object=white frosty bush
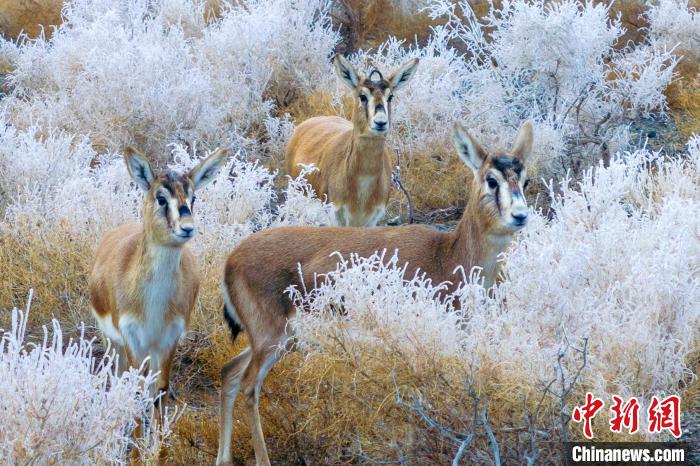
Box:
[0,0,339,158]
[274,164,335,227]
[324,0,676,180]
[429,0,676,177]
[0,121,142,235]
[647,0,700,62]
[290,249,465,373]
[291,141,700,434]
[0,0,680,188]
[0,293,171,464]
[316,0,677,182]
[0,122,333,255]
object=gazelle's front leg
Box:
[147,340,180,466]
[366,206,386,227]
[334,205,350,226]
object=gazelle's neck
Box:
[448,193,513,288]
[348,111,388,175]
[137,226,184,280]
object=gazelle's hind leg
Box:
[117,345,129,375]
[216,347,252,466]
[239,343,286,466]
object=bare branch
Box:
[392,148,414,224]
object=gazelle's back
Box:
[285,116,352,181]
[224,224,450,315]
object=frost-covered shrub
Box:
[291,250,464,365]
[290,142,699,455]
[382,0,677,179]
[647,0,700,62]
[480,146,699,398]
[311,0,676,208]
[274,164,335,226]
[198,0,339,104]
[0,122,141,234]
[0,0,339,159]
[0,296,171,464]
[0,122,332,256]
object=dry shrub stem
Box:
[391,148,414,224]
[392,372,501,466]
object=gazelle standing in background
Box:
[89,146,228,463]
[217,121,533,466]
[285,54,419,226]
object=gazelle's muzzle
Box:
[172,202,196,241]
[508,192,528,229]
[370,105,388,134]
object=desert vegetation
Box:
[0,0,698,464]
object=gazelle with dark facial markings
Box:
[216,121,533,466]
[285,54,419,226]
[89,147,228,463]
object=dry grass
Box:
[602,0,648,46]
[396,143,470,211]
[0,0,63,39]
[665,43,700,139]
[332,0,440,51]
[667,77,700,139]
[279,90,351,128]
[0,222,93,332]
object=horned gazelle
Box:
[285,54,419,227]
[89,147,228,463]
[216,121,533,466]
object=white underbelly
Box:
[93,310,124,346]
[94,309,185,365]
[337,204,386,227]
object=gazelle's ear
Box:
[334,54,360,89]
[124,147,154,191]
[511,120,533,161]
[453,122,487,175]
[388,58,419,91]
[188,147,229,190]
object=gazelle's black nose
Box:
[511,213,528,225]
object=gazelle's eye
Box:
[388,95,394,103]
[523,179,530,190]
[486,177,499,190]
[359,94,368,104]
[156,195,167,206]
[191,195,196,210]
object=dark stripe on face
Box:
[162,182,175,196]
[360,78,389,92]
[179,205,191,217]
[493,185,501,215]
[493,156,522,174]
